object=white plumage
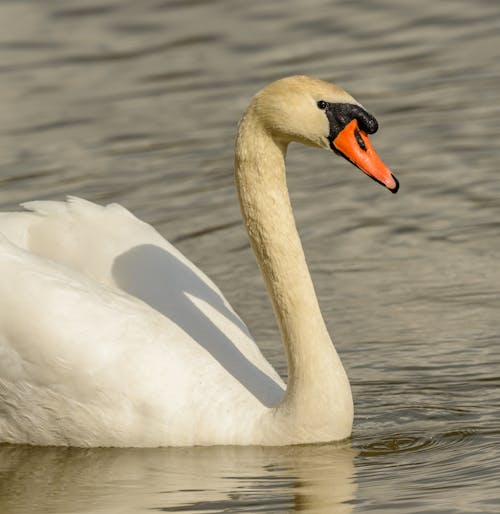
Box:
[0,198,284,446]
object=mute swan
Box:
[0,76,398,447]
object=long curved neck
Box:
[234,107,352,439]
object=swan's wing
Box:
[0,199,285,444]
[0,236,239,445]
[0,197,278,376]
[0,237,283,445]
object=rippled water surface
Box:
[1,0,500,512]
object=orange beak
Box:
[332,119,399,193]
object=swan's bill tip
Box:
[389,174,399,193]
[332,119,399,194]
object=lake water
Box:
[1,0,500,512]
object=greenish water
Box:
[1,0,500,512]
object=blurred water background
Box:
[1,0,500,512]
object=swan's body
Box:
[0,76,397,447]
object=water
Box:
[1,0,500,512]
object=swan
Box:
[0,76,398,447]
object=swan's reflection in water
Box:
[0,443,356,513]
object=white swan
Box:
[0,76,398,447]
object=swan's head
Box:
[252,75,399,193]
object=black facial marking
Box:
[323,102,378,150]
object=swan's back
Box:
[1,197,202,288]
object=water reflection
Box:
[0,443,356,514]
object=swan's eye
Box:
[317,100,327,110]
